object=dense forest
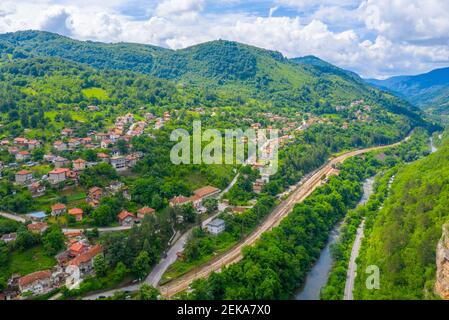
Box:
[354,134,449,299]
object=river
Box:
[294,177,375,300]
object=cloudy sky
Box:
[1,0,449,79]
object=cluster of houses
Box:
[1,223,104,299]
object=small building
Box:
[54,156,70,168]
[1,233,17,243]
[137,207,155,219]
[68,245,103,278]
[61,128,74,137]
[68,138,81,149]
[68,208,83,222]
[18,270,52,296]
[169,196,192,207]
[27,211,47,221]
[15,170,33,185]
[97,153,110,163]
[53,140,67,152]
[51,203,67,216]
[87,187,103,202]
[206,219,225,235]
[69,242,89,257]
[27,222,48,234]
[27,140,41,150]
[73,158,86,171]
[13,137,28,146]
[110,156,127,171]
[117,210,135,226]
[29,181,46,198]
[126,154,137,168]
[16,151,30,162]
[48,168,70,184]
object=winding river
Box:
[294,177,375,300]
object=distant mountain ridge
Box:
[367,67,449,113]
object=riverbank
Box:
[294,177,375,300]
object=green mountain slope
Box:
[0,30,430,126]
[355,134,449,300]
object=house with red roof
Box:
[68,245,103,277]
[15,170,33,185]
[68,208,83,221]
[48,168,70,184]
[18,270,52,295]
[137,207,155,219]
[27,222,48,234]
[51,203,67,216]
[118,210,135,226]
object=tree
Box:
[204,198,218,214]
[42,225,65,255]
[138,284,159,300]
[93,254,108,277]
[182,203,197,224]
[112,261,129,283]
[132,251,151,280]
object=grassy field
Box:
[5,246,56,277]
[82,87,109,100]
[160,232,237,285]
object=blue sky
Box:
[1,0,449,79]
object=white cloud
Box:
[0,0,448,78]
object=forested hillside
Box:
[354,134,449,299]
[0,30,431,125]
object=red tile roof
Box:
[16,170,32,175]
[118,210,134,221]
[68,208,83,215]
[51,203,66,211]
[18,270,52,287]
[27,222,48,233]
[49,168,70,175]
[193,186,220,198]
[69,245,103,267]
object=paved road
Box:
[158,141,406,298]
[0,212,26,223]
[344,220,365,300]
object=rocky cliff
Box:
[435,224,449,299]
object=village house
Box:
[0,139,9,146]
[69,241,89,257]
[137,207,155,219]
[73,158,86,171]
[13,137,28,146]
[53,140,67,152]
[27,139,41,150]
[28,181,46,197]
[61,128,74,137]
[48,168,70,184]
[44,154,55,163]
[68,138,81,149]
[68,245,103,278]
[126,154,137,168]
[18,270,52,296]
[169,195,192,207]
[87,187,103,203]
[15,170,33,185]
[252,179,265,194]
[8,146,18,155]
[95,133,109,142]
[68,208,83,221]
[97,152,110,163]
[51,203,67,216]
[87,105,100,112]
[106,181,124,195]
[54,156,70,168]
[206,218,225,235]
[15,150,30,162]
[110,156,127,171]
[80,137,92,145]
[1,233,17,243]
[27,222,48,235]
[118,210,135,226]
